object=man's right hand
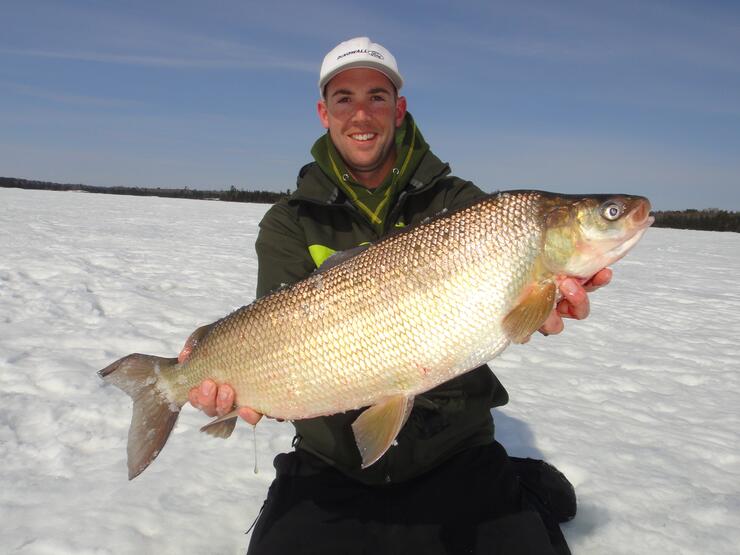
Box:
[188,380,263,425]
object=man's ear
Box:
[395,96,407,127]
[317,100,330,129]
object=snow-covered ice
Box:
[1,188,738,554]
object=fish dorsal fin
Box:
[503,282,557,344]
[200,410,239,438]
[317,244,370,273]
[351,394,414,469]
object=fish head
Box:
[542,194,653,279]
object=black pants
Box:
[246,442,570,555]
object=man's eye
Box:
[337,97,350,104]
[371,95,386,102]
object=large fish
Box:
[100,191,653,479]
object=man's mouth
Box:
[349,133,377,142]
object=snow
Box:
[1,188,738,554]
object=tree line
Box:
[0,177,288,204]
[2,176,738,232]
[651,208,739,233]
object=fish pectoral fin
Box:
[351,394,414,469]
[503,281,557,344]
[200,410,239,439]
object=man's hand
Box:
[187,380,263,425]
[539,268,613,336]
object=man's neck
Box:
[348,151,397,190]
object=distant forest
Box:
[2,176,738,232]
[650,209,738,233]
[0,176,288,204]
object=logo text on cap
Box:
[337,49,385,61]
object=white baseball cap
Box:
[319,37,403,98]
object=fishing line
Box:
[252,424,259,474]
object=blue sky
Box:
[1,0,738,210]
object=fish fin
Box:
[317,244,370,272]
[351,394,414,469]
[179,322,216,362]
[200,410,239,439]
[98,354,181,480]
[503,282,557,344]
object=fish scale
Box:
[99,190,652,478]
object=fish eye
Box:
[601,201,624,221]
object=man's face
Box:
[317,68,407,188]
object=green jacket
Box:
[254,116,509,485]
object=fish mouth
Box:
[605,225,649,261]
[628,198,654,230]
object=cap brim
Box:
[319,61,403,97]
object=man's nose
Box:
[351,101,371,121]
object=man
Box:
[189,37,610,554]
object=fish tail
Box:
[99,353,181,480]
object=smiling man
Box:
[190,37,610,554]
[318,67,406,187]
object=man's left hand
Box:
[538,268,613,336]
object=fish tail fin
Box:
[99,353,181,480]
